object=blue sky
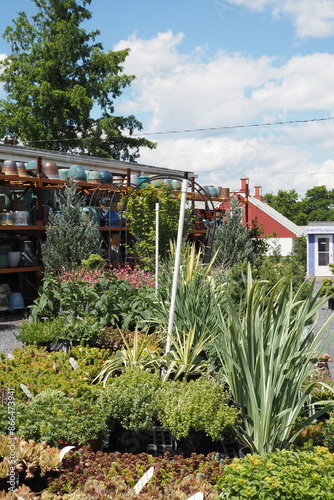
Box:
[1,0,334,196]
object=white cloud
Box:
[228,0,334,38]
[114,31,334,196]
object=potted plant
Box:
[319,278,334,309]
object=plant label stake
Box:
[133,466,154,495]
[69,357,79,370]
[59,445,76,462]
[165,173,188,354]
[20,383,33,399]
[186,494,204,500]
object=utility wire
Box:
[11,115,334,144]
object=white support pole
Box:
[165,173,188,354]
[155,199,159,292]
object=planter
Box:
[328,298,334,310]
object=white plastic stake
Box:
[133,466,154,495]
[155,199,159,292]
[20,383,33,399]
[59,445,76,462]
[69,357,79,370]
[165,174,188,354]
[186,494,204,500]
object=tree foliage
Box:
[212,197,257,270]
[0,0,156,161]
[42,183,101,274]
[263,186,334,225]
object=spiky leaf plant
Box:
[215,265,334,454]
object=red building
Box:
[218,176,304,256]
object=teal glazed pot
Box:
[171,179,182,191]
[99,170,113,184]
[138,176,150,187]
[68,165,86,181]
[58,168,69,180]
[8,292,25,310]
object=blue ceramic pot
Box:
[8,292,25,310]
[68,165,86,181]
[103,210,120,227]
[99,170,113,184]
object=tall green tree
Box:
[0,0,156,161]
[263,186,334,225]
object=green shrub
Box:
[16,317,65,343]
[215,447,334,499]
[16,389,109,446]
[0,345,109,401]
[156,377,238,441]
[97,368,162,431]
[323,411,334,449]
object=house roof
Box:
[248,195,304,237]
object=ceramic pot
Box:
[58,168,69,180]
[0,212,13,225]
[81,207,99,225]
[99,170,113,184]
[8,292,25,310]
[44,161,59,179]
[16,162,27,177]
[68,165,86,181]
[0,292,9,311]
[138,176,150,187]
[88,171,101,184]
[0,196,5,211]
[13,211,29,225]
[2,160,18,175]
[219,187,230,199]
[84,170,90,182]
[113,175,124,186]
[0,284,11,295]
[130,174,139,186]
[8,251,21,268]
[103,210,120,227]
[0,255,8,268]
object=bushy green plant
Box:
[29,271,155,330]
[42,184,102,275]
[16,317,65,344]
[323,411,334,449]
[156,377,238,441]
[215,447,334,499]
[16,389,109,446]
[214,265,334,454]
[123,184,190,267]
[97,368,162,431]
[0,345,109,402]
[81,253,105,270]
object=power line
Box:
[131,116,334,137]
[10,115,334,144]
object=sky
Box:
[1,0,334,197]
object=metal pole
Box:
[155,199,159,292]
[165,172,189,354]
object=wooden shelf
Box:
[0,225,43,231]
[0,266,41,274]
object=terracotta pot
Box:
[2,160,18,175]
[44,161,59,179]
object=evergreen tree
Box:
[213,197,255,270]
[42,183,101,274]
[0,0,156,161]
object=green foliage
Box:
[124,184,189,266]
[214,265,334,454]
[323,411,334,449]
[29,270,155,330]
[0,345,109,401]
[156,377,238,441]
[16,389,108,446]
[291,236,307,270]
[95,330,162,384]
[264,186,334,225]
[319,277,334,297]
[17,317,64,343]
[215,447,334,499]
[213,197,255,269]
[81,253,105,270]
[42,184,101,275]
[0,0,155,160]
[97,368,162,431]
